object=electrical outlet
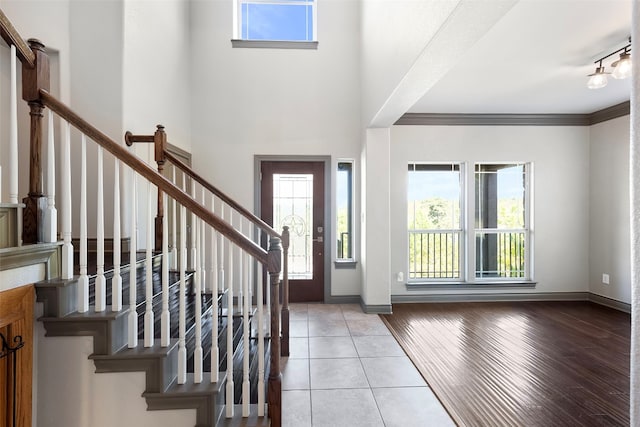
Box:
[397,272,404,282]
[602,273,610,285]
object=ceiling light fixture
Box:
[587,37,632,89]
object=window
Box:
[475,163,530,279]
[336,161,353,261]
[408,163,463,280]
[406,161,533,285]
[234,0,316,42]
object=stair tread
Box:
[143,372,226,397]
[218,405,270,427]
[40,306,130,321]
[90,339,179,360]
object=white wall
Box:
[189,0,362,297]
[589,115,631,304]
[390,125,591,296]
[359,0,458,126]
[33,306,196,427]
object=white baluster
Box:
[200,188,207,293]
[170,167,177,270]
[237,214,243,316]
[95,146,106,312]
[161,193,170,347]
[190,180,197,272]
[78,135,89,313]
[218,200,225,296]
[194,208,203,383]
[144,181,154,347]
[264,232,271,335]
[9,45,18,204]
[112,159,122,311]
[128,170,138,348]
[44,110,57,242]
[178,204,187,384]
[210,197,219,383]
[226,237,235,418]
[242,250,250,417]
[257,258,265,416]
[60,122,73,277]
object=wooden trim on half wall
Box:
[0,284,34,427]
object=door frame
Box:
[255,155,332,303]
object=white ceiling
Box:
[408,0,632,114]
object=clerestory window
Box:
[233,0,317,44]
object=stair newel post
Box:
[43,109,57,243]
[153,125,166,251]
[281,226,290,357]
[21,38,49,244]
[178,203,187,384]
[144,180,154,347]
[78,135,89,313]
[161,192,170,347]
[112,158,122,312]
[267,236,282,427]
[170,166,178,270]
[210,196,219,383]
[128,169,138,348]
[124,125,166,251]
[95,145,106,312]
[60,121,73,279]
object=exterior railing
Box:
[409,229,461,280]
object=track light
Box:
[587,37,632,89]
[587,63,609,89]
[611,51,632,80]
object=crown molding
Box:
[588,101,630,125]
[395,101,630,126]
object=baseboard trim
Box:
[390,292,631,314]
[325,295,361,304]
[359,298,392,314]
[391,291,590,304]
[588,293,631,313]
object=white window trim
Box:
[406,162,466,283]
[472,162,533,283]
[335,158,356,265]
[232,0,318,44]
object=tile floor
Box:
[280,303,455,427]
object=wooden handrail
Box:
[0,9,35,68]
[164,150,280,238]
[39,89,268,264]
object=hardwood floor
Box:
[380,301,630,427]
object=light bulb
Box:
[612,52,632,79]
[587,67,608,89]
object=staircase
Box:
[36,253,246,426]
[0,7,289,427]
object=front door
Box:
[261,161,325,302]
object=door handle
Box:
[313,236,323,243]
